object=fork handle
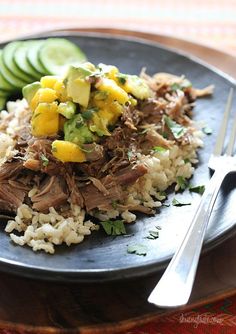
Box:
[148,168,229,308]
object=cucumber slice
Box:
[27,40,48,75]
[0,96,7,110]
[2,41,32,83]
[14,41,42,80]
[0,89,9,97]
[0,50,15,92]
[0,49,28,89]
[39,38,86,75]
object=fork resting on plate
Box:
[148,88,236,308]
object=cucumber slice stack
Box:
[0,38,87,110]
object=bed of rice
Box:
[1,99,203,254]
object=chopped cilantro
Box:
[171,83,182,91]
[189,185,205,195]
[116,74,127,85]
[184,158,190,163]
[127,244,147,256]
[76,120,84,128]
[202,126,212,135]
[177,176,189,190]
[164,116,187,139]
[100,220,126,236]
[172,198,191,206]
[162,131,169,139]
[146,227,160,240]
[152,146,167,153]
[111,200,118,209]
[40,154,49,167]
[147,231,159,240]
[82,107,98,120]
[94,91,109,101]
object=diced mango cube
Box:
[54,80,67,102]
[31,102,59,137]
[106,66,119,81]
[41,76,60,89]
[51,140,86,163]
[97,101,123,126]
[96,78,129,105]
[98,64,119,81]
[30,88,58,111]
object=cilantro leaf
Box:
[100,220,126,236]
[40,154,49,167]
[172,198,191,206]
[82,107,98,120]
[152,146,167,153]
[171,83,181,91]
[147,231,159,240]
[164,116,187,139]
[146,226,161,240]
[162,131,169,139]
[116,74,127,85]
[146,230,159,240]
[189,185,205,195]
[177,176,189,190]
[111,200,118,209]
[202,126,212,135]
[127,244,147,256]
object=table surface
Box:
[0,1,236,333]
[0,0,236,57]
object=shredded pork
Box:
[0,73,211,217]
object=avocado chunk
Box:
[58,101,76,119]
[22,81,41,104]
[117,73,152,100]
[64,113,96,145]
[64,63,96,108]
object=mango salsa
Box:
[23,62,153,164]
[52,140,86,163]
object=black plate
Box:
[0,31,236,282]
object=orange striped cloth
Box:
[0,0,235,56]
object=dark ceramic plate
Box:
[0,31,236,282]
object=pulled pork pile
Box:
[0,73,213,216]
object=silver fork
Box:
[148,88,236,308]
